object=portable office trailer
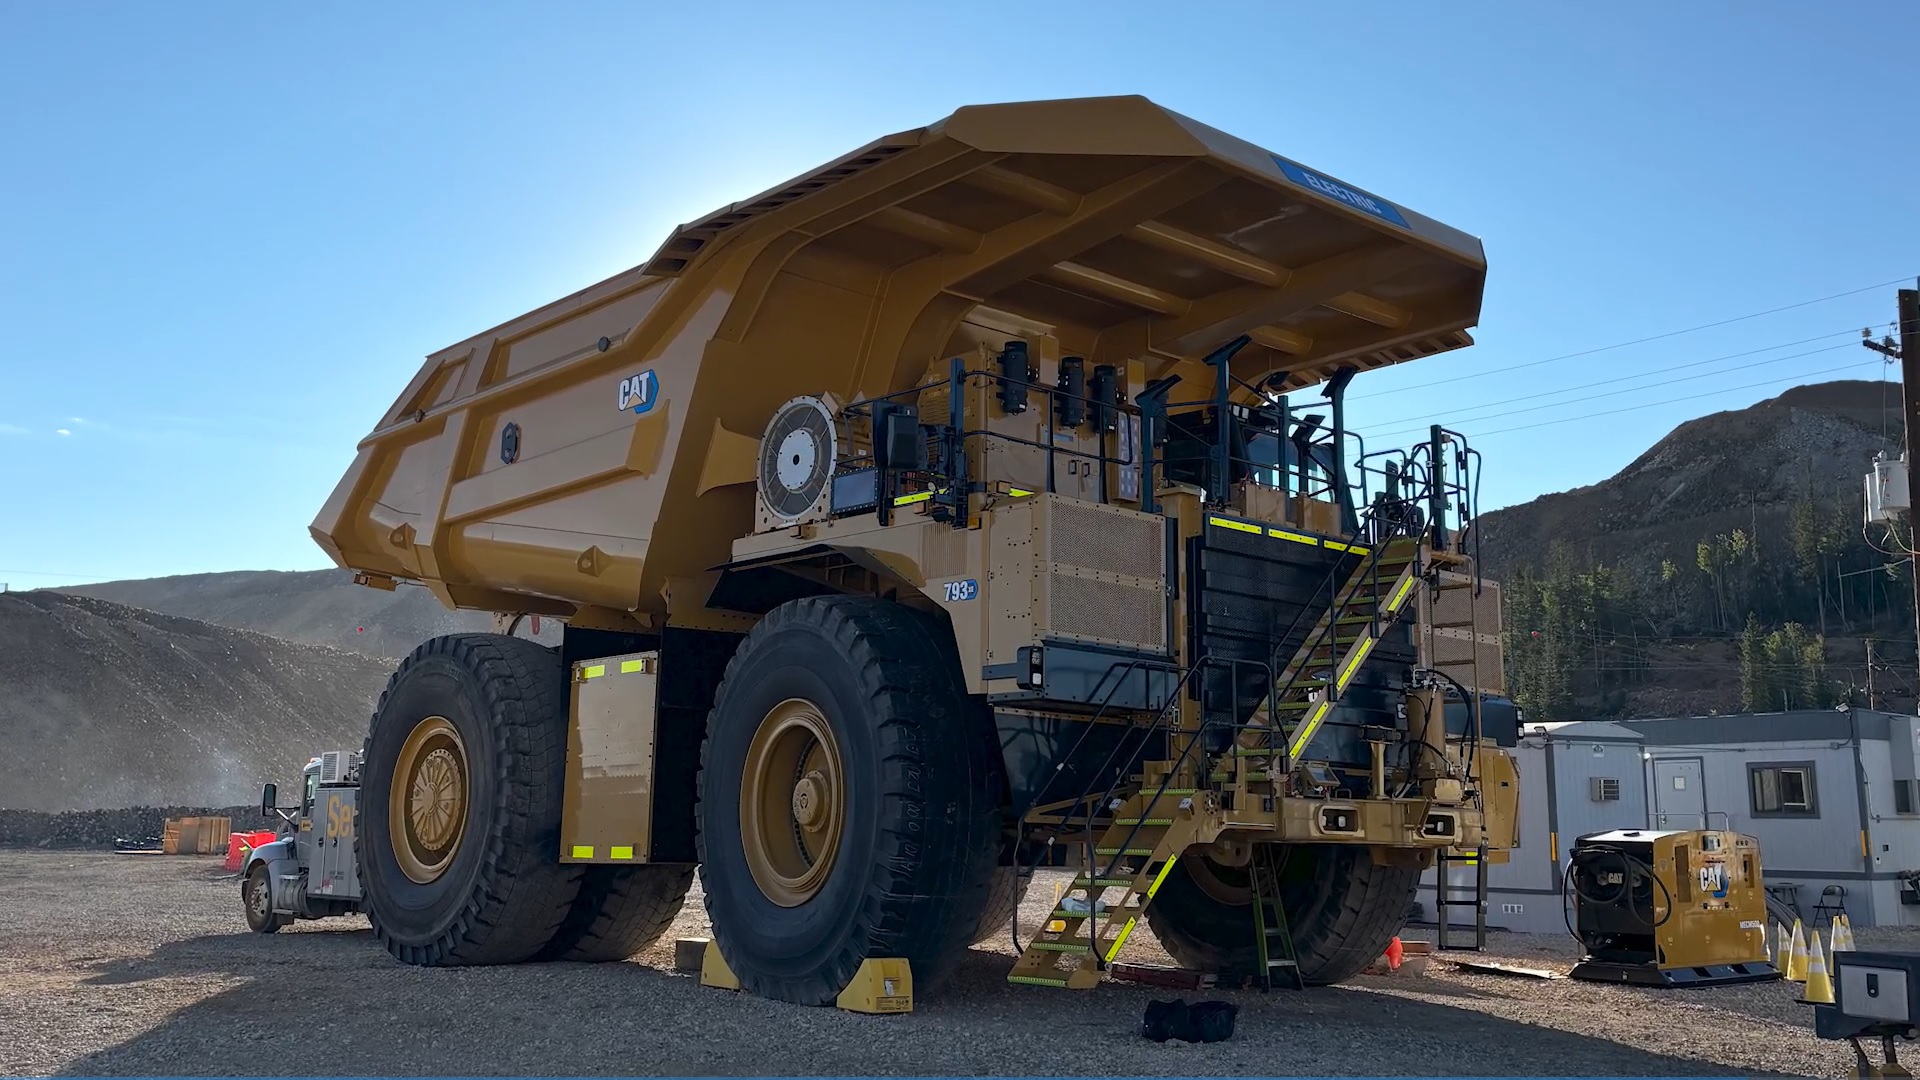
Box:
[1418,721,1647,936]
[1624,709,1920,928]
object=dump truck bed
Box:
[312,95,1487,626]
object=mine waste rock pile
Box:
[0,590,390,813]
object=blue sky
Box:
[2,2,1915,589]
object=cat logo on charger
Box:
[618,370,660,415]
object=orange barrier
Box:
[224,829,280,872]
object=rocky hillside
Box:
[0,592,391,812]
[1477,380,1901,578]
[59,567,547,660]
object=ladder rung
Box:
[1267,959,1298,967]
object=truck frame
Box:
[308,95,1519,1002]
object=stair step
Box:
[1209,771,1272,782]
[1267,959,1299,968]
[1008,975,1072,988]
[1074,877,1133,888]
[1028,941,1092,954]
[1095,847,1156,857]
[1114,818,1175,826]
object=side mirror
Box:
[260,783,277,815]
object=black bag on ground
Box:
[1186,999,1239,1043]
[1141,998,1190,1042]
[1141,998,1237,1043]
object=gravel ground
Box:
[0,848,1877,1077]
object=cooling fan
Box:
[756,395,843,531]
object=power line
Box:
[1460,357,1884,439]
[1371,342,1866,441]
[1366,325,1889,433]
[1354,275,1915,400]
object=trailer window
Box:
[1749,763,1817,817]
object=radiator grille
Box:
[1045,498,1164,581]
[1045,572,1165,650]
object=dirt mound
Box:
[0,805,275,849]
[59,567,509,660]
[1477,379,1900,577]
[0,592,391,812]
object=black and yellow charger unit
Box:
[1565,828,1782,988]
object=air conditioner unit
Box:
[319,750,362,784]
[1590,776,1621,802]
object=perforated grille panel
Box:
[1030,495,1168,652]
[1422,576,1506,694]
[1047,573,1166,649]
[1045,499,1165,581]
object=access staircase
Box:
[1009,527,1436,989]
[1237,534,1426,772]
[1007,786,1206,989]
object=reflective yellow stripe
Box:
[1208,515,1262,535]
[581,664,606,680]
[1336,637,1376,693]
[1289,700,1333,760]
[1387,574,1416,612]
[1325,540,1370,555]
[611,845,635,860]
[1103,857,1181,962]
[619,659,647,674]
[1862,831,1870,858]
[894,491,933,506]
[1549,832,1559,862]
[1008,488,1034,497]
[570,845,594,859]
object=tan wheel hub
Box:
[741,698,844,907]
[390,715,470,885]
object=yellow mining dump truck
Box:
[312,95,1519,1002]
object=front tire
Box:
[242,864,288,934]
[356,634,582,966]
[1146,845,1419,985]
[695,596,1006,1004]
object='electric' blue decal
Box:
[942,579,979,603]
[1272,156,1409,229]
[618,370,660,415]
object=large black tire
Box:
[1145,845,1419,985]
[356,634,582,967]
[971,866,1031,946]
[537,864,695,962]
[695,596,1006,1005]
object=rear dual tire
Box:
[356,634,688,966]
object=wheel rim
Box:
[248,871,271,921]
[389,715,470,885]
[739,698,845,908]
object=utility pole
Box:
[1868,638,1878,710]
[1871,283,1920,694]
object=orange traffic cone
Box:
[1385,937,1405,972]
[1801,936,1835,1004]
